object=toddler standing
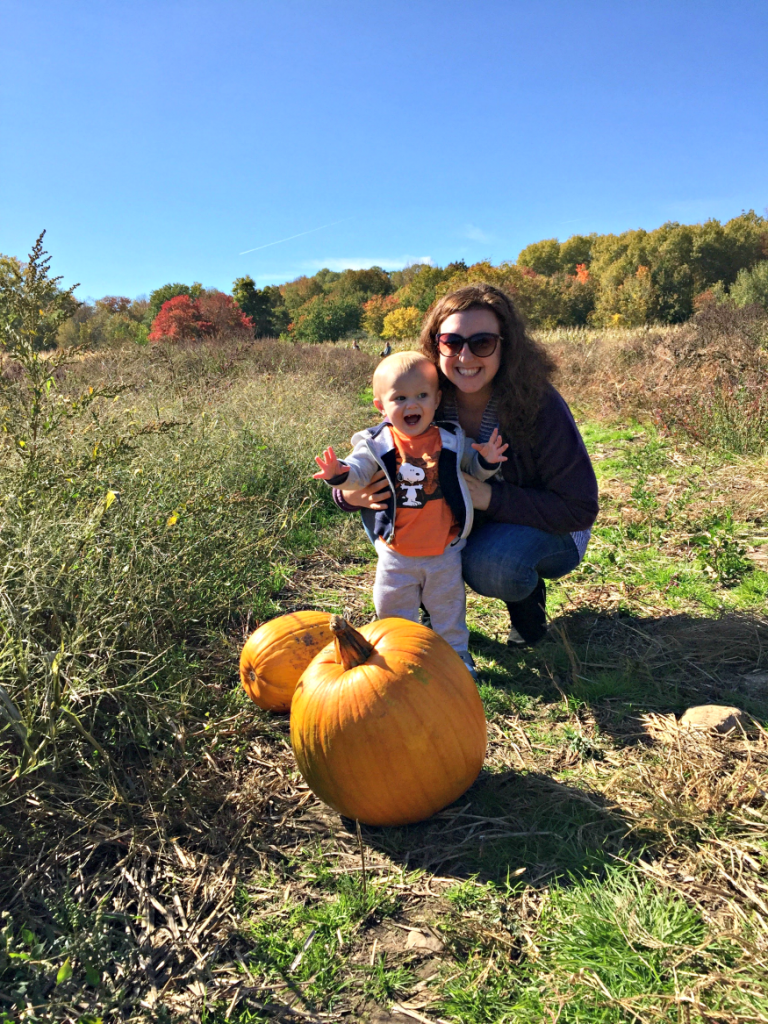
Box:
[313,352,507,677]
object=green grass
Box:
[437,867,767,1023]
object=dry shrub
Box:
[549,305,768,453]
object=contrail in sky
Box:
[239,219,348,255]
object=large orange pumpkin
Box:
[240,610,333,712]
[290,616,487,826]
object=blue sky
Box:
[1,0,766,300]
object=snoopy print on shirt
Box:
[396,457,439,508]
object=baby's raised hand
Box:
[313,445,348,480]
[472,427,509,465]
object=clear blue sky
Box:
[1,0,766,300]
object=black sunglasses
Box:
[436,332,501,358]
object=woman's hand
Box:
[339,468,391,510]
[462,473,492,510]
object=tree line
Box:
[233,211,768,340]
[3,212,768,349]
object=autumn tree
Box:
[281,274,326,317]
[381,306,423,340]
[147,282,203,323]
[148,295,213,343]
[197,290,253,338]
[361,294,399,336]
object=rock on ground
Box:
[680,705,747,733]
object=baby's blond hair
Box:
[372,351,438,399]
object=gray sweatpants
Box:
[373,538,468,654]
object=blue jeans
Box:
[461,522,581,604]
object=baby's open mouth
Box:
[404,414,421,426]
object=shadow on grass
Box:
[350,767,631,890]
[471,606,768,741]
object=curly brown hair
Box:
[419,283,557,443]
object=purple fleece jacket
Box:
[482,387,598,533]
[334,385,598,535]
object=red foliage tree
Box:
[574,263,590,284]
[148,295,214,343]
[196,290,254,339]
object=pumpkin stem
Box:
[330,615,375,670]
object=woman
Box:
[337,283,598,647]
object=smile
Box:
[456,367,482,376]
[404,414,421,425]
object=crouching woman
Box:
[337,283,599,646]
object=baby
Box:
[314,352,507,677]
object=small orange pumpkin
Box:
[240,610,333,712]
[290,616,487,826]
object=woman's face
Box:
[437,307,503,396]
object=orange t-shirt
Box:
[387,425,459,556]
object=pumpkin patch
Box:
[240,610,333,712]
[290,615,487,826]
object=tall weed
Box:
[0,336,377,795]
[548,304,768,455]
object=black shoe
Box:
[506,578,547,647]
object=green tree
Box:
[730,260,768,311]
[329,266,393,303]
[691,219,738,291]
[313,267,342,291]
[394,264,466,313]
[559,234,595,274]
[289,295,360,343]
[0,240,79,352]
[232,275,290,337]
[517,238,561,276]
[650,224,695,323]
[58,295,150,348]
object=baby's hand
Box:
[472,427,509,465]
[313,445,348,481]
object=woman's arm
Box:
[483,389,599,532]
[332,469,392,511]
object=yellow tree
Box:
[381,306,422,340]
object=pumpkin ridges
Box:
[399,669,480,815]
[240,610,333,712]
[291,616,487,825]
[297,665,390,817]
[294,653,484,823]
[353,667,431,820]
